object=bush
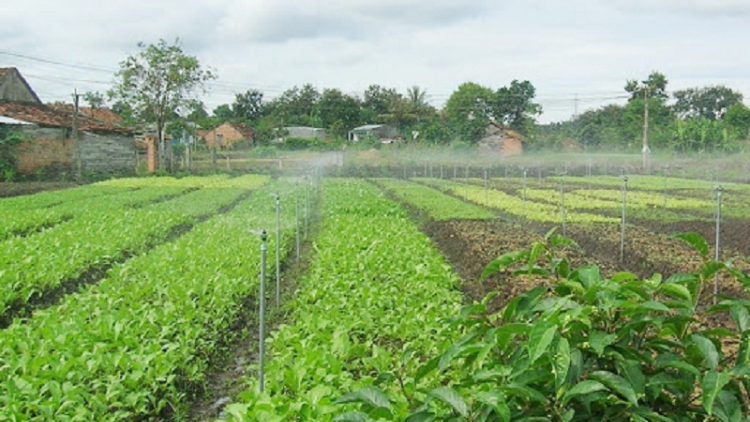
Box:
[336,230,750,421]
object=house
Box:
[203,122,256,149]
[479,122,523,156]
[0,67,134,175]
[348,124,399,143]
[48,103,124,126]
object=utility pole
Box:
[642,88,650,172]
[72,90,82,180]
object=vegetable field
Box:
[1,171,750,421]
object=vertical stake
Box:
[560,173,566,236]
[295,183,300,264]
[484,168,488,206]
[275,194,281,308]
[620,176,628,263]
[304,178,310,239]
[522,170,527,220]
[714,185,723,304]
[258,230,268,393]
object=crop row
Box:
[418,178,618,224]
[0,175,270,323]
[221,179,464,421]
[0,179,297,421]
[373,178,496,220]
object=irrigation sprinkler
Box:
[522,169,528,220]
[295,183,300,264]
[253,229,268,393]
[465,165,469,198]
[274,193,281,309]
[559,173,567,236]
[714,185,723,304]
[620,176,628,263]
[304,177,310,240]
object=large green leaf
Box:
[429,387,469,417]
[527,322,557,364]
[560,380,608,405]
[554,337,571,394]
[333,412,369,422]
[659,283,692,303]
[404,411,435,422]
[590,370,638,405]
[730,304,750,333]
[669,232,709,258]
[701,370,730,415]
[691,334,720,370]
[474,391,510,422]
[336,386,392,413]
[481,251,529,281]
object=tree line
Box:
[102,40,750,153]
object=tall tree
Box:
[83,91,105,109]
[444,82,494,143]
[269,84,321,126]
[625,71,669,101]
[212,104,234,121]
[109,39,215,169]
[724,102,750,138]
[317,88,361,136]
[493,80,542,133]
[361,84,401,123]
[233,89,265,122]
[672,85,743,120]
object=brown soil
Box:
[0,182,81,198]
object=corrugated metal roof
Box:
[351,124,384,131]
[0,115,33,125]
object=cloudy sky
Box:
[1,0,748,123]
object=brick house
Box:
[203,122,256,149]
[479,122,524,156]
[0,67,134,175]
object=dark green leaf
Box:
[702,370,730,415]
[702,261,726,282]
[730,304,750,333]
[659,283,692,302]
[429,387,469,417]
[692,334,720,370]
[333,412,369,422]
[480,251,529,281]
[527,322,557,364]
[474,391,510,422]
[669,232,709,258]
[589,331,616,357]
[336,386,391,413]
[404,411,435,422]
[561,380,608,405]
[554,337,570,394]
[591,370,638,405]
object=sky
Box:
[1,0,749,123]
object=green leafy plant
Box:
[337,230,750,421]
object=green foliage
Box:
[724,103,750,139]
[109,38,216,146]
[625,71,669,101]
[493,80,542,134]
[673,86,744,120]
[336,232,750,421]
[0,127,24,181]
[444,82,495,143]
[233,89,266,122]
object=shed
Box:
[479,122,523,156]
[348,124,399,143]
[283,126,326,141]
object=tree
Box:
[444,82,494,143]
[724,102,750,139]
[233,89,265,122]
[212,104,234,121]
[625,71,668,101]
[317,88,361,136]
[109,39,215,169]
[406,85,436,122]
[268,84,321,126]
[83,91,105,109]
[361,84,401,123]
[493,80,542,134]
[673,86,744,120]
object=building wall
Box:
[11,126,135,174]
[205,124,246,149]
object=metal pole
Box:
[560,174,566,236]
[275,194,281,308]
[304,178,309,239]
[620,176,628,263]
[714,186,723,304]
[522,170,527,220]
[259,230,268,393]
[295,183,300,264]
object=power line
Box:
[0,50,117,73]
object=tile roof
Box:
[0,101,131,134]
[228,122,256,140]
[48,103,123,126]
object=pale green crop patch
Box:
[222,179,464,421]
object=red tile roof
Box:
[228,122,256,140]
[48,103,123,126]
[0,101,130,134]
